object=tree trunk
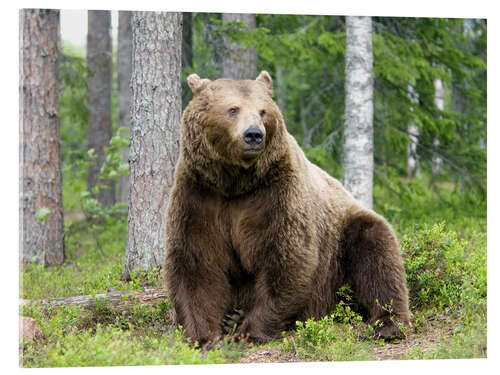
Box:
[432,78,444,176]
[221,13,258,80]
[343,16,374,209]
[407,84,421,178]
[87,10,114,208]
[123,11,182,280]
[407,123,420,178]
[20,9,65,266]
[117,11,133,203]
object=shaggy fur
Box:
[165,71,410,345]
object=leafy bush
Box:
[282,300,371,361]
[402,222,484,312]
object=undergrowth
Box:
[20,174,487,366]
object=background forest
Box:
[19,10,487,367]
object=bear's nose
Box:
[243,127,264,145]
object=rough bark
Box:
[343,16,374,209]
[117,11,133,203]
[407,84,421,178]
[21,288,169,312]
[87,10,114,207]
[221,13,258,80]
[432,78,444,176]
[123,11,182,280]
[20,9,65,266]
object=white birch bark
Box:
[123,11,182,279]
[343,16,374,209]
[432,78,444,176]
[407,84,421,178]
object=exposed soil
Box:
[240,348,299,363]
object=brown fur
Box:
[165,71,410,346]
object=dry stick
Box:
[20,288,169,312]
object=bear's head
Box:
[182,71,286,172]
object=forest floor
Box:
[19,184,487,367]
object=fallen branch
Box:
[20,287,169,312]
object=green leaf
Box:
[35,207,51,222]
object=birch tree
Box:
[432,78,444,176]
[117,11,133,203]
[343,16,374,209]
[87,10,114,207]
[123,11,182,280]
[221,13,258,80]
[20,9,65,266]
[407,84,421,178]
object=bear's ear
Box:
[187,74,211,95]
[256,71,273,96]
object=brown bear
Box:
[165,71,410,346]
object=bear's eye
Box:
[259,110,266,117]
[228,107,239,116]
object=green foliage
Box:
[402,222,486,313]
[21,299,243,367]
[283,302,370,361]
[191,13,223,80]
[374,168,486,232]
[304,146,342,179]
[59,45,89,181]
[21,216,128,299]
[63,127,129,263]
[22,324,232,367]
[35,207,51,222]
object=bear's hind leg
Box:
[342,210,410,339]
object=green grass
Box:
[20,176,487,366]
[22,324,238,367]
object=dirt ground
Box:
[239,318,457,363]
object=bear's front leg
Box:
[166,246,231,346]
[165,184,232,346]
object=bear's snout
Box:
[243,127,264,147]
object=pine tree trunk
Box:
[432,78,444,176]
[87,10,114,208]
[123,11,182,280]
[117,11,133,203]
[407,84,420,178]
[343,16,374,209]
[221,13,258,80]
[20,9,65,266]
